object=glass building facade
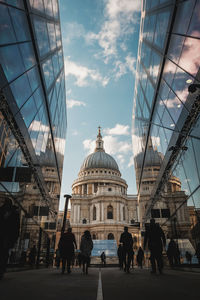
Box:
[133,0,200,261]
[0,0,67,265]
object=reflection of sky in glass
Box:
[133,0,200,215]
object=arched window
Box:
[82,218,87,224]
[108,233,114,240]
[93,206,96,220]
[123,206,125,220]
[92,234,96,240]
[107,205,113,219]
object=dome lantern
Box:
[80,127,119,172]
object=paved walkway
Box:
[0,267,199,300]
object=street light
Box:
[61,194,71,235]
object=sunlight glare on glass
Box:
[186,79,192,84]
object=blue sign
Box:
[91,240,117,257]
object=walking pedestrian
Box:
[195,242,200,265]
[117,244,123,270]
[144,219,166,274]
[120,226,133,273]
[55,248,61,269]
[167,238,179,267]
[58,227,77,274]
[185,251,192,264]
[0,198,20,279]
[28,245,37,267]
[130,248,135,269]
[137,247,144,268]
[80,230,93,274]
[100,251,106,267]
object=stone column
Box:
[73,204,76,223]
[77,205,80,223]
[120,204,123,221]
[116,202,119,221]
[101,202,104,221]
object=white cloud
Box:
[128,155,134,168]
[65,57,109,87]
[117,154,125,164]
[104,124,130,135]
[62,22,86,45]
[83,135,132,156]
[72,130,79,136]
[83,139,96,154]
[67,99,86,109]
[125,54,136,74]
[114,54,136,79]
[104,135,132,155]
[86,0,141,62]
[66,89,72,95]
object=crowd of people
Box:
[1,196,200,279]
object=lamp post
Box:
[61,194,71,235]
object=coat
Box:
[58,232,77,259]
[80,236,93,258]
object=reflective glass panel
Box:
[10,73,32,110]
[47,22,56,50]
[149,50,161,84]
[0,5,16,45]
[187,0,200,38]
[20,96,37,128]
[145,79,155,110]
[167,34,185,65]
[33,16,50,57]
[163,59,177,87]
[0,45,24,82]
[178,37,200,77]
[181,138,200,193]
[172,0,195,35]
[27,66,40,92]
[42,57,54,89]
[9,7,31,42]
[33,86,44,110]
[154,10,170,49]
[19,42,36,70]
[44,0,53,17]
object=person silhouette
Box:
[120,226,133,273]
[167,238,179,267]
[80,230,93,274]
[144,219,166,274]
[100,252,106,267]
[137,247,144,268]
[0,198,20,279]
[117,244,123,270]
[58,227,77,274]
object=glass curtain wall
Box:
[133,0,200,264]
[0,0,67,267]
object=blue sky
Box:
[59,0,141,210]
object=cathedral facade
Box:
[70,128,139,247]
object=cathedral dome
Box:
[135,145,163,169]
[80,151,119,171]
[80,127,119,172]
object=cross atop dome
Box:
[97,126,102,137]
[95,126,105,152]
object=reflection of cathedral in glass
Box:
[132,0,200,251]
[135,134,191,240]
[70,128,139,247]
[0,0,66,258]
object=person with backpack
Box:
[58,227,77,274]
[120,227,133,273]
[144,219,166,274]
[80,230,93,274]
